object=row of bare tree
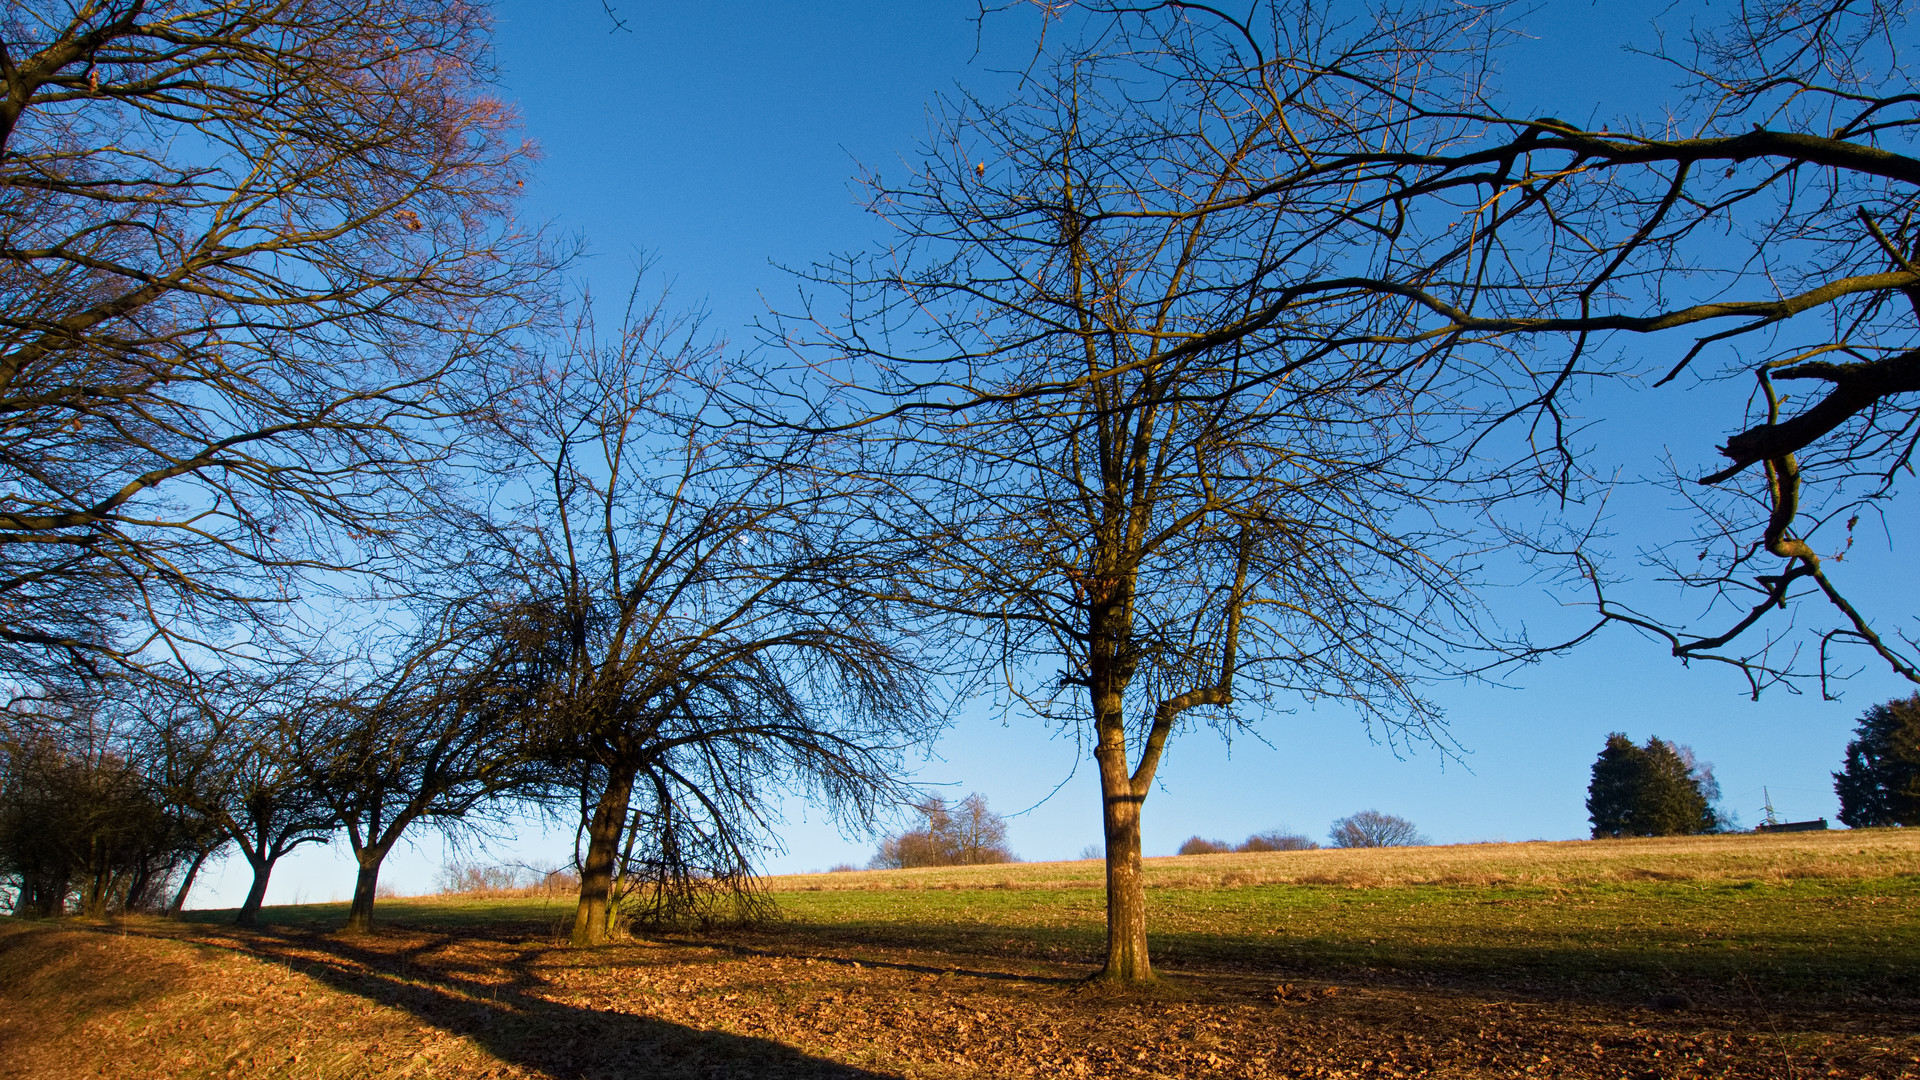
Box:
[0,0,934,945]
[4,0,1918,981]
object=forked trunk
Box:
[571,763,638,946]
[235,857,273,926]
[80,871,112,919]
[344,845,392,934]
[1097,760,1152,981]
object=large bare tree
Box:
[465,291,936,945]
[999,0,1920,694]
[783,3,1527,981]
[0,1,553,679]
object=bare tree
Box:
[1327,810,1425,849]
[782,3,1521,981]
[159,667,340,926]
[466,290,936,944]
[307,604,552,934]
[0,1,554,680]
[1011,0,1920,694]
[0,682,215,916]
[869,793,1015,868]
[1366,0,1920,693]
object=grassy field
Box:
[3,829,1916,1078]
[754,829,1920,999]
[215,828,1920,1002]
[765,829,1920,892]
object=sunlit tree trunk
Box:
[1097,748,1152,982]
[1089,582,1155,982]
[236,856,274,927]
[571,763,638,946]
[344,842,396,934]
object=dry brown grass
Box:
[765,828,1920,893]
[0,922,520,1079]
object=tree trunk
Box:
[20,873,70,918]
[80,838,113,919]
[571,763,638,946]
[122,866,148,914]
[1096,749,1152,982]
[343,846,392,934]
[168,848,213,917]
[235,857,273,926]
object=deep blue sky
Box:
[190,1,1917,906]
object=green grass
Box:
[766,876,1920,998]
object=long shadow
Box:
[755,918,1920,1013]
[682,932,1084,987]
[143,924,900,1080]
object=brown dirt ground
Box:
[0,917,1914,1079]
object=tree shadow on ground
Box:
[158,924,900,1080]
[744,918,1919,1016]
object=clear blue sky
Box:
[189,0,1917,907]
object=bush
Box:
[1328,810,1426,848]
[1179,829,1317,855]
[438,863,521,895]
[1238,830,1317,852]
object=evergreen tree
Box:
[1833,695,1920,828]
[1587,734,1718,838]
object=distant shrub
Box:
[1180,829,1317,855]
[1238,830,1317,852]
[826,863,860,873]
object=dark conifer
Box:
[1833,695,1920,828]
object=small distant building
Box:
[1754,818,1829,833]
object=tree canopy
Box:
[0,0,554,679]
